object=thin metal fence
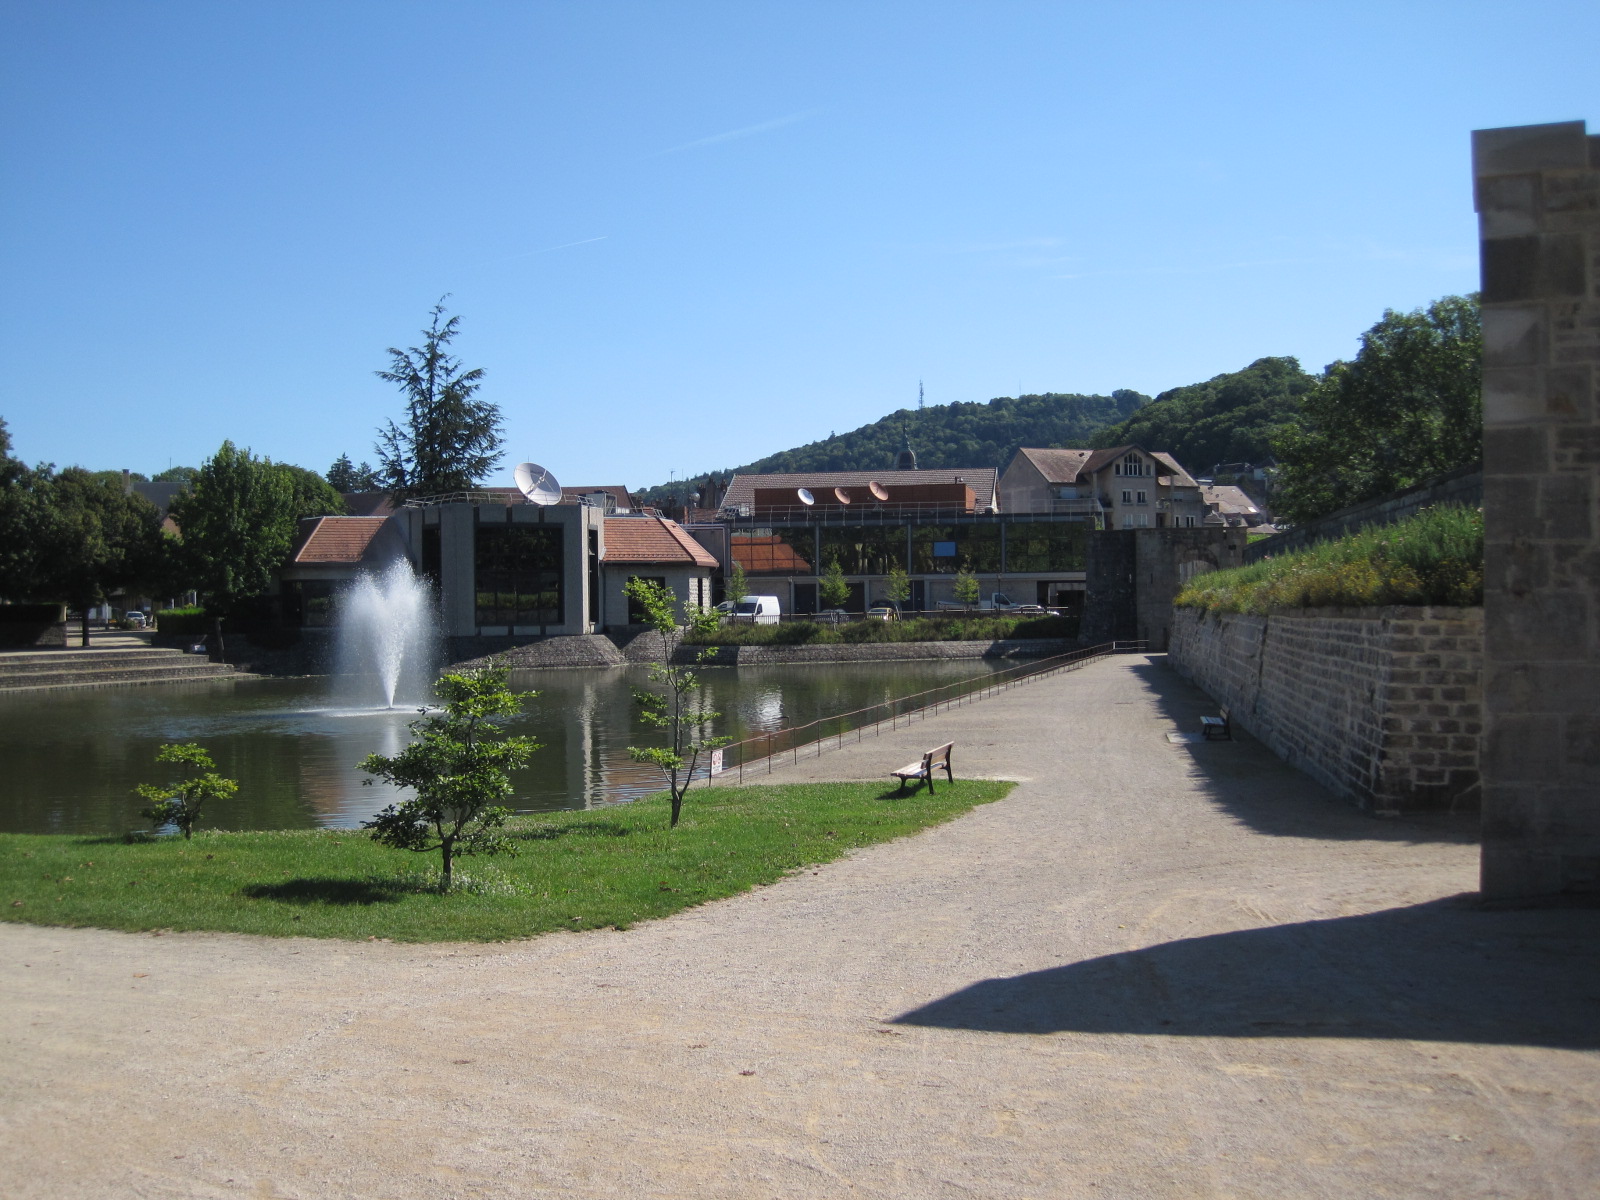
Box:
[714,640,1147,783]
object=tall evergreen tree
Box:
[374,300,504,500]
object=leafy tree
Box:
[135,743,238,840]
[819,557,850,608]
[1090,357,1316,471]
[882,563,910,606]
[29,467,170,645]
[87,469,149,486]
[0,417,43,599]
[360,668,534,888]
[327,454,382,492]
[276,463,347,519]
[168,441,297,660]
[953,568,981,608]
[152,466,199,484]
[1272,295,1482,526]
[623,577,730,829]
[724,560,748,606]
[375,299,504,500]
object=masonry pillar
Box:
[1474,120,1600,898]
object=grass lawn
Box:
[0,779,1013,942]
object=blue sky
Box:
[2,1,1595,489]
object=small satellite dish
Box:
[796,487,816,506]
[868,480,889,501]
[514,461,563,506]
[834,487,852,505]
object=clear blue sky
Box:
[2,1,1594,489]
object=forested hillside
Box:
[1088,357,1316,473]
[636,389,1148,505]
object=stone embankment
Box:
[1169,605,1482,814]
[0,645,239,692]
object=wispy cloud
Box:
[502,236,609,263]
[652,109,820,157]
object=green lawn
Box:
[0,779,1013,942]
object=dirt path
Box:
[3,655,1595,1199]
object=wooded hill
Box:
[635,389,1149,506]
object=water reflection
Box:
[0,660,1004,834]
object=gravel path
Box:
[3,654,1596,1199]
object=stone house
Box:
[998,445,1208,529]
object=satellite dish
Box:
[834,487,852,505]
[514,461,563,506]
[868,480,889,501]
[796,487,816,506]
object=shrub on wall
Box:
[154,606,209,635]
[1176,504,1483,615]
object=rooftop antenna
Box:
[513,461,563,506]
[918,379,924,410]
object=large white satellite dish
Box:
[867,480,889,501]
[514,461,563,506]
[796,487,816,506]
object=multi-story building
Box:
[998,445,1208,529]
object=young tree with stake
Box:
[360,668,535,888]
[623,577,730,829]
[135,743,238,840]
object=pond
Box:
[0,660,1007,834]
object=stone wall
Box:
[1474,120,1600,897]
[1169,605,1483,814]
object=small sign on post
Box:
[710,748,725,776]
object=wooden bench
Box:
[892,742,954,794]
[1200,707,1232,741]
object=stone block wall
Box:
[1474,120,1600,897]
[1170,606,1483,814]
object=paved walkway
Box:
[3,655,1595,1198]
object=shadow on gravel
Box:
[893,896,1600,1049]
[241,877,406,905]
[1126,657,1478,846]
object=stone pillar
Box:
[1474,120,1600,898]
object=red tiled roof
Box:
[291,517,391,564]
[603,516,718,568]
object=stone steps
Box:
[0,647,240,692]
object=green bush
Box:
[154,606,208,635]
[1175,504,1483,615]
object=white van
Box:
[730,595,781,625]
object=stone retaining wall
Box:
[1169,606,1483,814]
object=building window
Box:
[475,525,564,628]
[819,525,907,575]
[1121,490,1132,504]
[912,524,1000,574]
[1005,523,1087,572]
[1136,490,1147,504]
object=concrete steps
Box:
[0,646,240,692]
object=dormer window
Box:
[1115,452,1145,477]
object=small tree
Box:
[953,568,981,609]
[819,556,850,609]
[135,743,238,840]
[882,563,910,608]
[360,668,535,888]
[623,577,730,829]
[725,560,749,607]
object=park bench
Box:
[1200,707,1232,741]
[891,742,954,794]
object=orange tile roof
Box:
[603,516,719,568]
[291,517,392,564]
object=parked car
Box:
[121,611,147,630]
[730,595,781,625]
[866,605,899,622]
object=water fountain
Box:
[333,557,440,709]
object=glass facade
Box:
[819,526,907,575]
[1005,523,1088,572]
[731,527,816,575]
[475,524,564,627]
[911,524,1001,574]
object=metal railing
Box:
[711,640,1148,783]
